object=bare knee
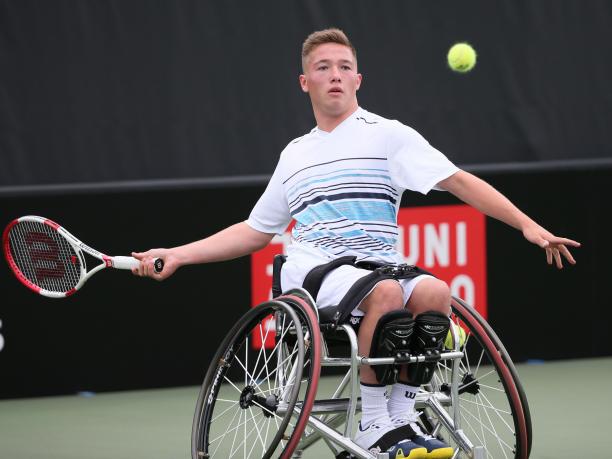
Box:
[407,278,451,316]
[360,280,404,316]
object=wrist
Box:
[171,247,193,267]
[518,219,541,233]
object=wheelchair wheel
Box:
[422,297,532,459]
[191,294,321,459]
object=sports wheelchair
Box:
[192,256,532,459]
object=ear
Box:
[299,74,309,93]
[355,73,363,91]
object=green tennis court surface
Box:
[1,357,610,459]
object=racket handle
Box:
[112,256,164,273]
[112,256,141,270]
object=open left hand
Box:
[522,224,581,269]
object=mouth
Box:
[328,87,343,94]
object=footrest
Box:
[336,452,389,459]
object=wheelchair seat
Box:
[317,305,339,325]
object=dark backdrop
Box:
[1,0,612,187]
[0,164,610,399]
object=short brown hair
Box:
[301,28,357,71]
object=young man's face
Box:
[299,43,362,119]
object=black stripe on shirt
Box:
[288,182,398,208]
[290,192,397,216]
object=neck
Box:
[313,102,359,132]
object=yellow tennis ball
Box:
[447,43,477,73]
[445,326,467,349]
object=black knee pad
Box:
[405,310,450,386]
[370,310,414,384]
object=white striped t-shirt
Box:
[247,107,459,264]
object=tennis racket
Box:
[2,215,163,298]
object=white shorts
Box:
[280,247,433,317]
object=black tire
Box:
[422,297,531,459]
[191,300,306,459]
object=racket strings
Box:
[8,220,83,293]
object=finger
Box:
[548,237,581,247]
[559,245,576,264]
[546,247,553,265]
[553,249,563,269]
[133,260,144,276]
[538,239,550,249]
[141,258,150,277]
[132,251,146,260]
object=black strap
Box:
[333,270,388,325]
[301,256,356,301]
[301,256,434,327]
[333,265,432,327]
[368,424,410,451]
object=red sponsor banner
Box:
[250,232,292,349]
[251,205,487,348]
[396,205,487,319]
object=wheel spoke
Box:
[227,408,243,458]
[246,410,266,459]
[209,408,257,444]
[477,390,515,431]
[209,403,242,457]
[249,317,293,390]
[211,401,241,423]
[460,402,514,452]
[258,318,274,396]
[478,392,511,459]
[459,409,490,459]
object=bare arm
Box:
[438,170,581,268]
[132,221,275,280]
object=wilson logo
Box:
[26,232,65,279]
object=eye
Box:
[341,65,352,70]
[317,65,328,71]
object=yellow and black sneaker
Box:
[391,415,454,459]
[354,419,428,459]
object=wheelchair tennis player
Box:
[133,28,580,459]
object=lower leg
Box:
[354,281,428,456]
[356,280,404,431]
[387,279,455,458]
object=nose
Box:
[330,65,342,82]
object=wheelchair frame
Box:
[192,288,531,459]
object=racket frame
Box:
[3,215,140,298]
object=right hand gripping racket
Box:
[2,215,163,298]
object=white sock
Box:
[387,381,420,419]
[359,383,390,428]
